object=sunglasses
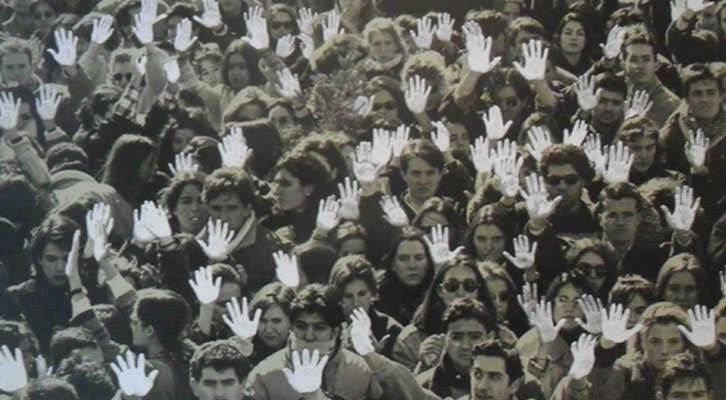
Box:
[372,101,396,111]
[576,263,608,279]
[34,11,54,19]
[112,72,133,83]
[441,279,479,293]
[545,174,580,186]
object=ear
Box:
[258,58,268,73]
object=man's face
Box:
[1,52,33,87]
[592,89,625,127]
[40,242,69,287]
[402,157,441,203]
[192,367,245,400]
[445,319,487,371]
[643,322,685,371]
[226,54,250,91]
[206,192,252,231]
[471,355,513,400]
[110,60,134,88]
[627,136,657,173]
[544,164,583,208]
[665,377,711,400]
[687,79,721,120]
[293,312,335,342]
[199,58,222,87]
[599,197,639,243]
[623,43,656,86]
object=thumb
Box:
[554,318,567,333]
[574,318,588,330]
[282,368,295,383]
[146,369,159,384]
[677,324,693,339]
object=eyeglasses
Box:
[441,279,479,293]
[372,101,396,111]
[112,72,133,84]
[545,174,580,186]
[576,263,608,279]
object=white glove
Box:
[350,308,375,356]
[678,305,716,348]
[353,95,374,117]
[525,126,552,162]
[517,282,539,320]
[575,295,604,334]
[275,68,302,99]
[601,25,626,59]
[465,29,501,74]
[568,334,597,380]
[192,0,223,30]
[380,195,409,227]
[34,354,53,378]
[410,17,435,49]
[660,185,700,232]
[243,6,269,50]
[431,121,450,153]
[513,39,548,81]
[297,33,315,60]
[584,133,607,175]
[163,58,181,84]
[316,196,341,232]
[625,90,653,119]
[322,10,345,42]
[168,152,198,176]
[0,345,28,393]
[492,146,523,198]
[47,28,78,66]
[575,73,601,112]
[139,201,172,239]
[189,265,222,305]
[502,235,537,270]
[482,105,513,140]
[470,136,493,173]
[91,14,114,44]
[174,18,198,52]
[218,128,252,168]
[404,75,431,114]
[274,251,300,288]
[671,0,687,20]
[138,0,167,25]
[424,224,464,266]
[35,84,63,121]
[685,129,709,168]
[371,130,393,169]
[283,349,329,394]
[563,120,589,147]
[602,141,633,184]
[110,351,159,397]
[338,177,360,220]
[435,13,455,42]
[391,125,411,159]
[352,142,379,185]
[85,202,114,262]
[601,303,644,343]
[0,91,21,130]
[276,34,296,59]
[531,300,566,344]
[521,173,562,222]
[197,219,235,261]
[132,13,154,45]
[296,7,318,36]
[686,0,714,13]
[223,296,262,340]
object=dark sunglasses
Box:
[372,101,396,111]
[441,279,479,293]
[546,174,580,186]
[34,11,54,19]
[112,72,133,83]
[576,263,608,278]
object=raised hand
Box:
[435,12,455,42]
[138,0,166,25]
[419,334,445,367]
[168,152,198,176]
[47,28,78,66]
[685,129,709,169]
[584,133,606,175]
[110,351,159,397]
[678,305,716,348]
[568,334,597,380]
[371,129,393,168]
[163,58,180,84]
[189,266,221,305]
[424,224,464,266]
[174,18,197,53]
[563,120,589,147]
[91,15,114,44]
[322,10,344,42]
[197,219,235,261]
[602,141,633,184]
[133,207,155,244]
[283,349,329,394]
[85,203,114,262]
[625,90,652,119]
[352,142,379,184]
[531,300,566,343]
[338,177,360,220]
[601,303,644,344]
[350,308,375,356]
[218,129,252,168]
[35,85,63,121]
[275,68,302,99]
[601,25,626,59]
[464,28,501,74]
[0,91,21,130]
[276,34,296,59]
[193,0,222,30]
[575,295,604,334]
[575,73,601,112]
[391,125,411,158]
[223,297,262,340]
[353,95,374,117]
[0,346,28,393]
[316,196,341,232]
[297,33,315,60]
[482,105,513,140]
[243,6,269,50]
[517,282,539,319]
[132,13,154,45]
[431,121,450,153]
[671,0,687,20]
[139,201,172,239]
[502,235,537,270]
[410,17,435,49]
[522,173,562,221]
[470,136,493,173]
[380,195,409,227]
[661,185,700,232]
[513,39,549,81]
[404,75,431,114]
[525,126,552,162]
[64,230,82,287]
[35,354,53,378]
[274,251,300,288]
[135,52,148,76]
[492,145,523,198]
[296,7,318,36]
[686,0,714,13]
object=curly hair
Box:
[540,143,595,183]
[189,340,252,382]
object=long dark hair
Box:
[134,289,191,357]
[101,134,156,205]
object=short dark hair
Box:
[661,352,712,397]
[540,143,595,182]
[595,72,627,97]
[329,255,378,298]
[49,327,98,366]
[609,275,656,305]
[20,378,78,400]
[595,182,644,219]
[471,339,523,382]
[289,284,345,327]
[443,297,495,332]
[617,116,659,143]
[30,215,83,277]
[508,17,545,46]
[202,168,256,207]
[621,30,655,59]
[465,10,508,38]
[399,139,445,173]
[681,63,720,96]
[57,359,115,399]
[189,340,252,381]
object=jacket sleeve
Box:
[587,343,626,400]
[363,352,443,400]
[550,375,590,400]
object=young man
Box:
[190,340,251,400]
[659,353,714,400]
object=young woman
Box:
[551,12,595,76]
[655,253,708,311]
[248,282,296,365]
[566,238,619,301]
[161,173,209,235]
[358,17,407,79]
[479,262,530,336]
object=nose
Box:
[303,327,316,341]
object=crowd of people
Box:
[1,0,726,398]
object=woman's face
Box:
[226,53,250,90]
[553,283,584,331]
[138,154,156,184]
[272,169,311,212]
[338,237,366,257]
[369,31,399,63]
[174,183,207,234]
[199,58,222,87]
[31,2,56,38]
[494,86,524,122]
[371,89,399,123]
[486,277,511,321]
[258,303,291,349]
[16,102,37,138]
[40,242,70,287]
[473,224,506,262]
[268,105,295,132]
[663,271,699,310]
[643,322,685,371]
[341,278,375,317]
[574,251,607,293]
[559,20,586,55]
[392,239,430,287]
[437,265,479,307]
[625,293,649,328]
[268,10,295,42]
[173,128,195,154]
